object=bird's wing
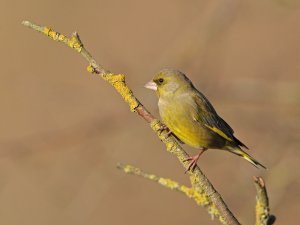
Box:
[190,91,235,142]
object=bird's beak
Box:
[144,80,157,91]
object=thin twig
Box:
[117,163,221,217]
[22,20,242,225]
[254,177,276,225]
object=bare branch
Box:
[117,163,224,218]
[254,177,276,225]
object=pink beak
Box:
[144,81,157,91]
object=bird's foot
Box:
[158,124,172,136]
[184,148,207,173]
[184,155,200,173]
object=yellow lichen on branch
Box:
[117,163,220,220]
[254,177,275,225]
[22,21,139,112]
[22,20,106,75]
[102,73,140,112]
[22,21,82,52]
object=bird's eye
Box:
[158,78,164,84]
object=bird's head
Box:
[144,69,193,98]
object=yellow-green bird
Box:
[145,69,266,171]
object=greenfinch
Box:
[145,69,265,171]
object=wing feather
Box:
[191,91,236,142]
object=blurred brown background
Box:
[1,0,299,224]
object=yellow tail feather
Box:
[227,147,266,169]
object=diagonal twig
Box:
[117,163,221,217]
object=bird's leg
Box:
[158,123,185,144]
[158,123,172,136]
[184,147,207,173]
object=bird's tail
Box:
[227,146,266,169]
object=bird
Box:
[144,69,266,171]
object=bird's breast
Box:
[158,97,212,148]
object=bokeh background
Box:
[1,0,299,224]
